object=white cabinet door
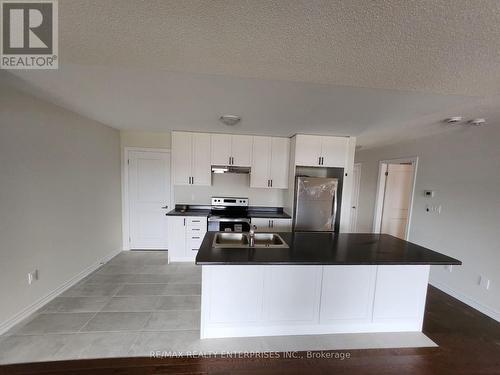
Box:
[211,134,231,166]
[231,135,253,167]
[250,136,271,188]
[294,135,322,166]
[321,137,348,167]
[167,216,186,261]
[271,219,292,232]
[128,150,171,250]
[373,265,430,321]
[191,133,211,186]
[263,266,322,322]
[206,265,264,323]
[269,137,289,188]
[251,218,271,232]
[172,132,192,185]
[320,266,376,323]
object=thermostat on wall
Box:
[424,190,435,198]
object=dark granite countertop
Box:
[195,232,462,266]
[248,208,291,219]
[166,209,211,217]
[166,205,291,218]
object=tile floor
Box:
[0,251,436,364]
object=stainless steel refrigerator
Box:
[293,176,339,232]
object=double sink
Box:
[213,232,289,248]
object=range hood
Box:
[211,165,251,174]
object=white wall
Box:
[174,173,287,207]
[355,125,500,321]
[0,82,122,331]
[120,130,171,150]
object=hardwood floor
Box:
[1,286,499,375]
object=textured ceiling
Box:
[2,1,500,148]
[58,0,500,96]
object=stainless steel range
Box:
[207,197,250,232]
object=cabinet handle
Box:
[183,218,186,226]
[229,156,231,165]
[270,179,273,187]
[192,236,200,239]
[318,156,321,165]
[192,176,194,184]
[322,157,324,165]
[191,228,200,231]
[231,156,234,165]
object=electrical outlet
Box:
[478,276,491,290]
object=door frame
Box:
[372,157,418,240]
[349,163,362,232]
[122,147,172,251]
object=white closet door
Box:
[128,150,171,249]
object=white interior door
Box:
[128,150,171,250]
[349,163,361,232]
[380,164,414,239]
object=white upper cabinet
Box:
[294,135,322,166]
[172,132,192,185]
[321,137,349,167]
[250,136,272,188]
[231,135,253,166]
[294,134,349,168]
[210,134,232,165]
[250,136,289,189]
[172,132,211,186]
[210,134,252,167]
[269,137,290,188]
[191,133,212,186]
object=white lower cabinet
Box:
[372,265,430,322]
[167,216,207,262]
[200,264,431,338]
[263,266,322,322]
[205,266,264,323]
[251,218,292,232]
[320,266,377,323]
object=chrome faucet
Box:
[249,225,257,247]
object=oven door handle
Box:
[207,217,251,223]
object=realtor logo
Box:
[1,0,58,69]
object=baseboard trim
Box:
[430,280,500,323]
[0,248,121,335]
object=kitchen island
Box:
[195,232,461,339]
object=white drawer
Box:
[187,217,207,229]
[187,234,204,249]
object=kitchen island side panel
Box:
[200,264,430,339]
